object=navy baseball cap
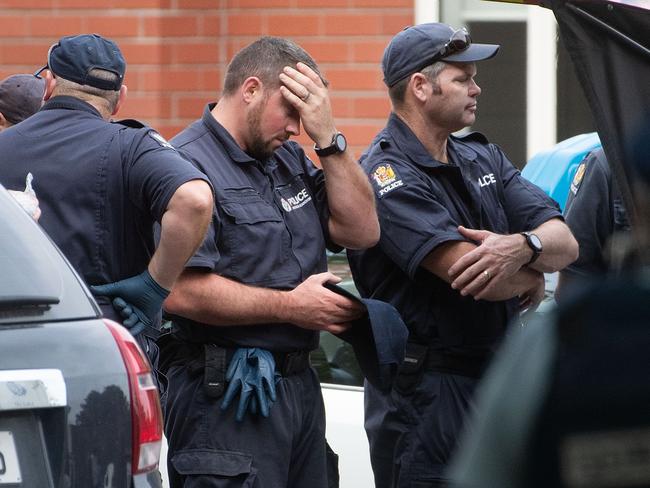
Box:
[382,23,500,87]
[35,34,125,91]
[325,282,409,391]
[0,74,45,125]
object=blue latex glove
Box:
[221,348,280,422]
[90,270,169,337]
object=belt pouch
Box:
[394,342,428,395]
[203,344,227,399]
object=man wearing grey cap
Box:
[0,34,213,374]
[0,74,45,219]
[0,74,45,130]
[347,22,578,487]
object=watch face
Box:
[529,233,543,251]
[334,133,347,152]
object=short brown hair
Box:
[388,61,447,108]
[54,68,120,113]
[222,36,327,96]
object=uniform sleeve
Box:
[563,153,612,277]
[367,159,466,279]
[123,129,212,222]
[493,144,563,232]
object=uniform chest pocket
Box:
[221,200,283,225]
[217,189,292,285]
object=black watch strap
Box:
[521,231,542,264]
[314,132,347,157]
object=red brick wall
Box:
[0,0,413,157]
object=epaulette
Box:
[359,138,390,165]
[454,131,489,144]
[112,118,146,129]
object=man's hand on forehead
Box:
[279,62,336,148]
[278,62,321,103]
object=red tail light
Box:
[104,319,163,474]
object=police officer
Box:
[556,147,631,301]
[0,34,213,361]
[346,23,579,487]
[160,36,379,487]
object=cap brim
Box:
[444,43,500,63]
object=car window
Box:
[314,252,364,387]
[0,188,98,324]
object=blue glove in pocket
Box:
[221,348,280,422]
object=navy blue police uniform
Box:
[347,113,562,487]
[161,103,340,487]
[563,148,630,278]
[0,95,209,354]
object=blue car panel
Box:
[521,132,601,211]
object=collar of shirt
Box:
[384,112,480,168]
[40,95,103,118]
[200,103,259,166]
[447,136,480,165]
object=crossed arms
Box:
[423,218,578,310]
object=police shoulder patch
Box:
[371,163,405,197]
[148,130,175,149]
[570,161,587,195]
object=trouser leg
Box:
[364,372,478,488]
[164,364,330,488]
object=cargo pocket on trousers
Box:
[171,449,257,488]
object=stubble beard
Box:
[245,102,276,162]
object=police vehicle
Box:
[0,185,164,488]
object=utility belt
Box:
[158,335,311,399]
[394,342,488,395]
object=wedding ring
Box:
[483,270,491,280]
[301,91,311,102]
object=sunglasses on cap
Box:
[33,42,59,79]
[435,28,472,61]
[411,27,472,75]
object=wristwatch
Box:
[521,231,543,264]
[314,132,347,157]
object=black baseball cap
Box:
[382,23,500,87]
[35,34,125,91]
[0,74,45,125]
